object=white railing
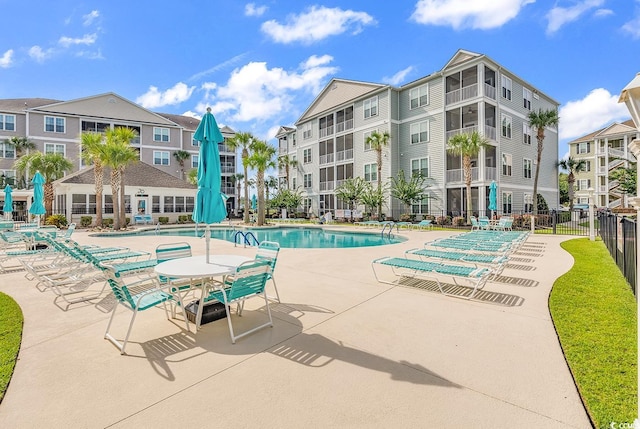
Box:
[599,185,607,193]
[218,144,234,153]
[608,198,622,209]
[485,167,496,181]
[445,83,478,105]
[335,179,347,188]
[484,83,496,100]
[335,119,353,133]
[446,125,478,142]
[609,179,620,191]
[484,125,496,141]
[319,181,335,191]
[608,159,624,170]
[221,165,235,173]
[336,149,353,162]
[446,167,479,182]
[609,146,636,162]
[597,166,607,175]
[222,186,235,195]
[319,153,334,165]
[319,125,334,138]
[598,146,606,154]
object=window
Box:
[501,115,512,139]
[0,114,16,131]
[292,177,296,189]
[502,153,512,176]
[304,173,312,189]
[523,158,532,179]
[363,130,377,151]
[410,121,429,144]
[45,116,65,133]
[523,87,532,110]
[153,151,170,165]
[302,123,312,139]
[303,148,312,164]
[364,163,377,182]
[44,143,65,156]
[191,154,199,168]
[164,196,175,213]
[191,133,199,146]
[524,194,533,213]
[411,157,429,178]
[585,160,591,172]
[153,127,170,142]
[0,142,15,158]
[410,85,429,109]
[502,192,512,214]
[0,170,16,186]
[577,142,590,154]
[364,96,378,119]
[523,123,532,145]
[577,179,591,191]
[412,196,429,215]
[501,75,512,100]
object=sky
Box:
[1,0,639,161]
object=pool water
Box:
[129,226,405,249]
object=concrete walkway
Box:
[0,228,591,428]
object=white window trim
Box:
[364,96,378,119]
[303,173,312,189]
[191,154,199,168]
[410,120,429,144]
[411,157,429,178]
[501,75,512,101]
[153,127,170,143]
[153,150,170,166]
[363,129,378,151]
[44,143,66,156]
[0,142,15,159]
[364,163,377,182]
[523,158,532,179]
[502,153,512,176]
[501,114,512,139]
[0,114,16,131]
[523,123,532,145]
[523,87,532,110]
[409,85,429,109]
[303,148,312,164]
[502,191,513,214]
[44,116,65,133]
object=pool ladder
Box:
[380,221,399,238]
[233,230,259,247]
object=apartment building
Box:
[276,50,560,220]
[568,119,638,208]
[0,93,237,220]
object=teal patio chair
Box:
[255,240,281,303]
[200,259,273,343]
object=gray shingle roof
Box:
[0,98,63,113]
[58,162,196,189]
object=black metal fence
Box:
[599,211,637,297]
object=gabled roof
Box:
[29,92,177,126]
[275,126,295,138]
[442,49,483,70]
[219,125,236,135]
[157,112,200,130]
[56,161,196,189]
[569,119,636,144]
[0,98,63,113]
[296,78,387,124]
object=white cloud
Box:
[261,6,376,44]
[59,33,98,47]
[559,88,630,141]
[382,66,415,86]
[411,0,534,30]
[199,55,338,123]
[76,49,105,60]
[28,45,54,62]
[622,14,640,39]
[546,0,604,35]
[182,110,202,120]
[136,82,196,109]
[83,10,100,26]
[0,49,14,68]
[245,3,267,17]
[593,8,614,18]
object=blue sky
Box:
[1,0,638,160]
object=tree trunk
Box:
[242,151,250,224]
[567,173,575,212]
[377,147,383,220]
[533,137,544,215]
[44,182,54,218]
[95,162,103,227]
[111,171,121,230]
[119,168,126,229]
[236,182,241,216]
[463,155,472,224]
[257,171,265,226]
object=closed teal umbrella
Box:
[30,171,46,226]
[192,108,227,263]
[251,194,257,210]
[3,184,12,220]
[488,180,498,218]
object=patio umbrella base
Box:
[185,300,228,325]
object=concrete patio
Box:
[0,228,591,428]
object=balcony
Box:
[484,83,496,100]
[319,125,334,138]
[218,144,234,153]
[336,149,354,162]
[319,181,335,191]
[446,125,478,142]
[445,83,478,105]
[445,167,479,182]
[484,125,496,141]
[485,167,496,181]
[335,119,354,133]
[319,153,334,165]
[221,165,235,174]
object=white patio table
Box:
[154,254,252,330]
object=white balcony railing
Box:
[319,125,334,138]
[484,125,496,141]
[319,153,334,165]
[446,125,478,142]
[335,119,353,133]
[484,83,496,100]
[445,167,479,183]
[336,149,353,162]
[319,181,335,191]
[445,83,478,105]
[485,167,496,181]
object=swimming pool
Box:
[98,226,406,249]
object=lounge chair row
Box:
[355,219,433,230]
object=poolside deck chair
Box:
[255,240,280,303]
[470,217,481,231]
[405,247,509,277]
[199,259,273,343]
[103,264,189,354]
[478,216,491,230]
[413,220,433,230]
[155,242,198,329]
[371,256,491,299]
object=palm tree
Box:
[228,132,254,223]
[230,173,244,216]
[103,127,139,230]
[528,109,560,215]
[557,156,587,212]
[335,177,369,222]
[247,139,276,226]
[447,130,489,224]
[173,150,191,180]
[277,154,298,189]
[187,168,198,186]
[365,130,390,220]
[80,132,107,227]
[6,136,36,188]
[14,152,73,217]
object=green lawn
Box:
[0,292,23,403]
[550,238,637,428]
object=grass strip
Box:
[550,238,637,428]
[0,292,23,404]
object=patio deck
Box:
[0,228,591,428]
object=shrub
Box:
[102,218,113,228]
[159,216,169,224]
[436,215,451,226]
[45,214,67,228]
[80,216,92,227]
[452,216,465,226]
[178,215,191,224]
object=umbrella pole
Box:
[206,224,210,264]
